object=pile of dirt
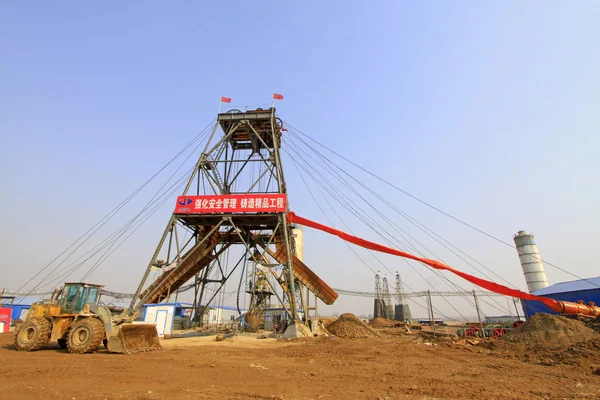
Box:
[369,317,397,327]
[584,316,600,333]
[505,313,596,347]
[319,318,337,328]
[327,313,379,338]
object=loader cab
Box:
[59,283,104,314]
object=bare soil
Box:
[505,314,596,347]
[476,314,600,374]
[369,318,397,328]
[1,329,600,400]
[584,316,600,333]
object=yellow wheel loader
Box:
[14,282,161,354]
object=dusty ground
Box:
[1,331,599,400]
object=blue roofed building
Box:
[522,277,600,318]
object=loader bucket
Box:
[106,324,162,354]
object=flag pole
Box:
[218,99,222,114]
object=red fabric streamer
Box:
[221,96,231,103]
[273,93,284,100]
[287,212,559,310]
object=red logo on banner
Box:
[174,194,287,214]
[0,308,11,333]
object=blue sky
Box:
[2,2,599,318]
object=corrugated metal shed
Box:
[522,277,600,318]
[532,277,600,295]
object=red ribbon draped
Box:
[287,212,559,310]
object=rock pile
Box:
[584,316,600,333]
[327,313,379,338]
[505,313,596,347]
[319,318,337,329]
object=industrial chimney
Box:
[291,226,303,262]
[514,230,549,293]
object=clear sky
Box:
[2,2,599,319]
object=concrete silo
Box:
[514,231,549,293]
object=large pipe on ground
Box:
[545,299,600,317]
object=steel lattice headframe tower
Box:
[374,273,386,319]
[395,272,412,321]
[126,108,337,335]
[382,277,394,319]
[395,272,404,305]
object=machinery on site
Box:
[14,107,338,354]
[14,282,161,354]
[458,320,524,339]
[11,104,600,357]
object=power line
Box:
[282,120,600,289]
[284,135,511,316]
[284,130,514,314]
[285,141,472,320]
[17,120,216,299]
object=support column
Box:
[473,290,483,328]
[427,290,435,333]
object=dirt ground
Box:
[1,331,599,400]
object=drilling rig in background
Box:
[374,273,393,319]
[394,272,412,322]
[373,272,412,321]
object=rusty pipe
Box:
[544,299,600,317]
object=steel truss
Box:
[124,108,311,331]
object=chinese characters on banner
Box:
[174,194,287,214]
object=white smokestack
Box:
[292,227,303,262]
[514,230,549,293]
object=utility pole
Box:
[374,273,384,318]
[473,290,483,328]
[382,277,392,320]
[427,290,435,333]
[513,297,521,320]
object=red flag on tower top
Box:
[273,93,284,100]
[221,96,231,103]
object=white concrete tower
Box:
[514,230,549,293]
[292,227,304,262]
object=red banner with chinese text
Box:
[174,194,287,214]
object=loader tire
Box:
[67,318,104,354]
[14,317,51,351]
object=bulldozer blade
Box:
[107,324,162,354]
